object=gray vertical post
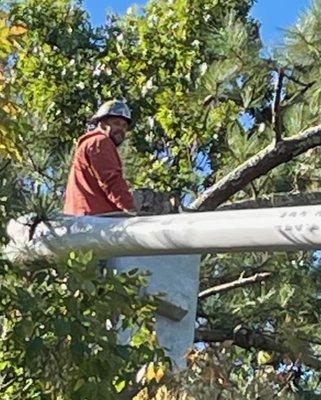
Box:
[109,254,201,369]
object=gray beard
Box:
[111,132,124,147]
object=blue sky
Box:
[83,0,311,45]
[251,0,311,45]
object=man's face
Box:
[102,116,129,146]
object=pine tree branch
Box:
[0,159,11,174]
[25,146,56,185]
[195,327,321,371]
[272,68,285,143]
[198,272,271,299]
[250,181,259,199]
[283,72,314,88]
[282,80,315,108]
[189,124,321,211]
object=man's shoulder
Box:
[77,129,114,148]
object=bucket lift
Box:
[5,205,321,368]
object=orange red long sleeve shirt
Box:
[63,129,134,216]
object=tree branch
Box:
[195,327,321,371]
[272,68,285,143]
[282,80,315,108]
[200,256,271,290]
[283,72,314,88]
[198,272,271,299]
[217,190,321,211]
[0,159,11,174]
[189,124,321,211]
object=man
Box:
[63,99,134,215]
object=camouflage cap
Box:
[90,100,132,124]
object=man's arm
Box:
[87,137,134,211]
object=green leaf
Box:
[114,379,126,393]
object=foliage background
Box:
[1,0,321,398]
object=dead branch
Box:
[195,327,321,371]
[198,272,271,299]
[272,68,285,143]
[189,124,321,211]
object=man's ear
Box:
[98,120,110,135]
